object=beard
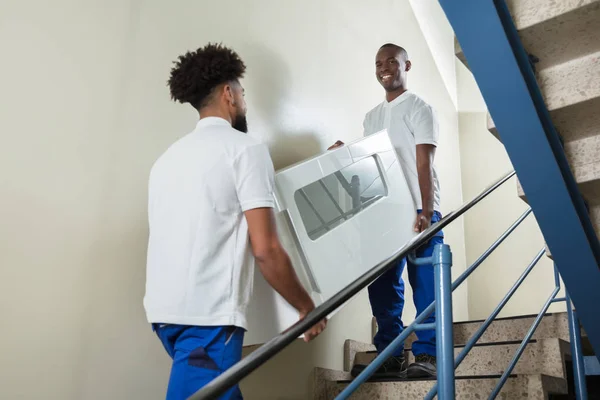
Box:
[232,112,248,133]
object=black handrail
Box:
[189,170,517,400]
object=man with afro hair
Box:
[144,43,326,399]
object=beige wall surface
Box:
[457,112,566,321]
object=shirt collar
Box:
[384,90,411,107]
[196,117,231,129]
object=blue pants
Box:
[368,211,443,357]
[153,324,244,400]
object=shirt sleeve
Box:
[232,143,276,212]
[411,104,439,146]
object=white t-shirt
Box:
[363,90,441,211]
[144,117,275,329]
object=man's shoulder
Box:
[405,92,434,112]
[364,101,386,120]
[367,101,385,114]
[202,124,264,153]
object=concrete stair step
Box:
[504,0,599,31]
[484,50,600,146]
[451,313,586,346]
[456,1,600,72]
[454,0,600,72]
[455,0,600,66]
[489,51,600,135]
[500,96,600,158]
[347,338,570,379]
[517,2,600,72]
[312,368,568,399]
[365,312,583,352]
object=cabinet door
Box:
[244,131,416,346]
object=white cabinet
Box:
[244,131,417,345]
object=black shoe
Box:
[350,355,407,379]
[407,354,437,378]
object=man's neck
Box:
[198,106,232,125]
[386,87,408,103]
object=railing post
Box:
[566,288,588,400]
[433,244,455,399]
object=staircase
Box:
[313,1,600,398]
[188,2,600,399]
[455,0,600,237]
[312,313,598,399]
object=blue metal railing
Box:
[337,208,532,399]
[190,172,516,400]
[189,169,589,400]
[338,215,589,399]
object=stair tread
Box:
[486,52,600,135]
[454,312,560,325]
[520,3,600,71]
[367,312,578,347]
[349,338,569,380]
[358,338,539,353]
[317,370,568,400]
[458,2,600,158]
[336,373,518,384]
[344,338,571,378]
[505,0,599,31]
[457,2,600,71]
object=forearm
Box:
[417,156,435,217]
[256,247,315,313]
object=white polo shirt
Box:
[363,90,441,211]
[144,117,275,329]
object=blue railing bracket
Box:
[408,252,433,266]
[551,297,567,304]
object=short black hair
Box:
[168,43,246,110]
[380,43,409,61]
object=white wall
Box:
[409,0,458,108]
[0,0,466,399]
[456,60,487,112]
[458,112,566,320]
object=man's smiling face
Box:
[375,46,409,92]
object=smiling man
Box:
[330,43,442,379]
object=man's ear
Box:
[405,60,412,72]
[224,83,236,106]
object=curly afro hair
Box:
[168,43,246,110]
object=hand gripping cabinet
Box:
[244,130,417,345]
